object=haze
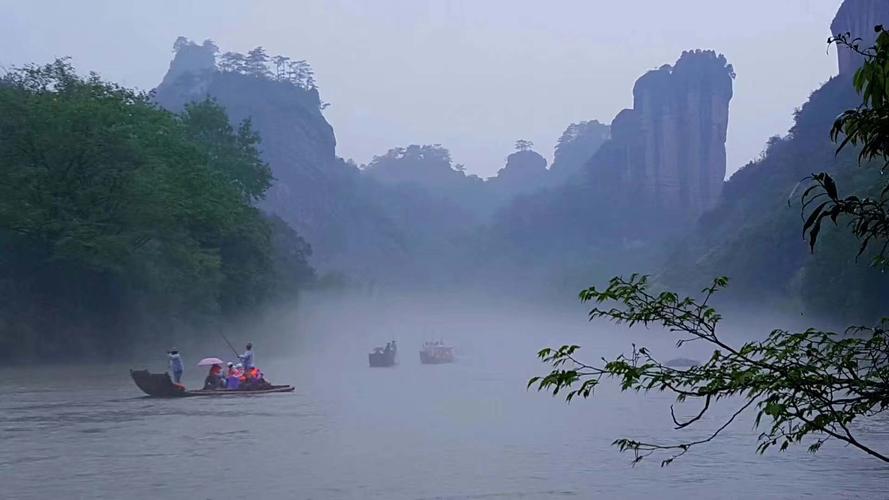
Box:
[1,0,840,177]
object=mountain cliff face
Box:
[474,51,734,292]
[491,50,734,242]
[659,70,889,322]
[153,39,406,280]
[657,0,889,323]
[831,0,889,76]
[595,50,734,219]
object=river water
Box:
[2,294,888,499]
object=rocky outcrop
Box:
[831,0,889,76]
[483,148,550,211]
[157,38,218,90]
[491,150,548,188]
[592,50,734,218]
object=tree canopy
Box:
[0,60,314,359]
[215,44,316,89]
[514,139,534,152]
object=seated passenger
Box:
[243,366,271,390]
[203,363,224,390]
[225,362,242,390]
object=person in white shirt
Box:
[239,342,254,370]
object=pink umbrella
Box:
[197,357,225,366]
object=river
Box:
[2,294,888,499]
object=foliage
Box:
[216,45,315,89]
[363,144,476,190]
[245,47,272,78]
[804,27,889,267]
[514,139,534,152]
[530,275,889,465]
[179,99,272,203]
[0,60,313,359]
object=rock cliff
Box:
[593,50,734,218]
[660,0,889,321]
[831,0,889,76]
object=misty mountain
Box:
[148,0,889,316]
[474,50,735,291]
[658,1,889,324]
[153,40,612,286]
[661,2,889,323]
[154,40,416,282]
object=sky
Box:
[1,0,843,178]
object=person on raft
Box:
[243,365,271,390]
[239,342,255,370]
[203,363,225,390]
[225,362,241,390]
[167,349,184,384]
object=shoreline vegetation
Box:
[0,60,315,360]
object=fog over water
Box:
[3,293,888,499]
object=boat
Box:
[369,340,397,367]
[664,357,701,368]
[419,341,455,364]
[130,369,294,397]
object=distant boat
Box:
[130,369,294,397]
[420,341,455,364]
[664,357,701,368]
[369,341,397,367]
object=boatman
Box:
[239,342,254,370]
[167,349,184,384]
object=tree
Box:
[271,55,290,81]
[179,98,272,203]
[219,52,246,74]
[245,47,271,78]
[530,28,889,466]
[515,139,534,152]
[285,60,315,89]
[804,27,889,267]
[293,60,316,88]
